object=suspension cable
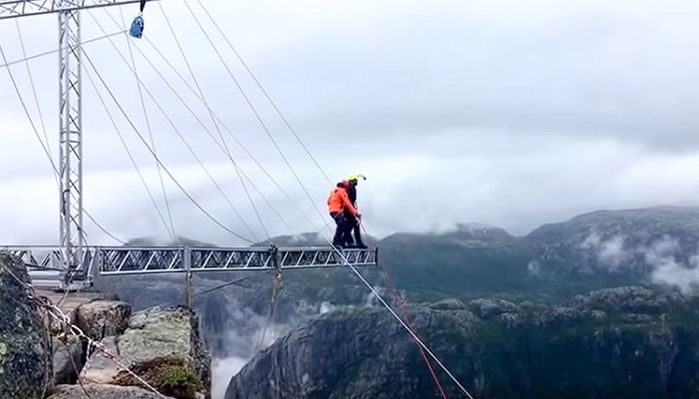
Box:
[134,34,313,231]
[14,20,52,161]
[118,7,177,242]
[157,3,270,241]
[194,0,333,185]
[80,48,254,244]
[0,41,125,245]
[0,29,127,69]
[88,10,260,242]
[83,64,175,242]
[180,3,328,227]
[105,9,307,234]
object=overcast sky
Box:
[2,0,699,245]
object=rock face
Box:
[81,306,211,398]
[0,254,51,398]
[47,384,175,399]
[226,287,699,399]
[75,299,131,340]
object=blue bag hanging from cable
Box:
[129,0,147,38]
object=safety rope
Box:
[327,241,476,399]
[258,270,283,350]
[352,218,448,397]
[378,264,449,399]
[0,260,166,398]
[57,335,95,399]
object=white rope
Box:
[326,240,476,399]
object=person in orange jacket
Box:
[327,180,358,248]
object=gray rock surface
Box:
[565,286,683,313]
[81,306,211,397]
[52,335,84,384]
[47,384,176,399]
[0,254,51,398]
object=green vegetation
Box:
[114,356,202,399]
[160,365,201,399]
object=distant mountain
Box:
[124,236,217,247]
[379,225,538,300]
[525,206,699,278]
[119,206,699,303]
[378,206,699,300]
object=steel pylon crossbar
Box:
[0,0,156,20]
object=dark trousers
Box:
[343,212,363,246]
[331,212,347,246]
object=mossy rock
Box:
[0,254,51,398]
[114,356,202,399]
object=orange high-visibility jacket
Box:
[327,186,357,216]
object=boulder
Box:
[47,384,175,399]
[0,254,51,398]
[80,336,121,384]
[75,299,131,341]
[81,306,211,398]
[468,298,520,318]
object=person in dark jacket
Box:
[327,180,357,248]
[344,174,367,248]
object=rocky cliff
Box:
[0,254,212,399]
[225,287,699,399]
[0,254,51,399]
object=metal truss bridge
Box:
[4,245,378,287]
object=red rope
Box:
[377,263,449,399]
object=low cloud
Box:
[645,236,699,295]
[581,232,630,270]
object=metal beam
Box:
[58,3,84,276]
[0,0,156,20]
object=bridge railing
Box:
[1,245,379,279]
